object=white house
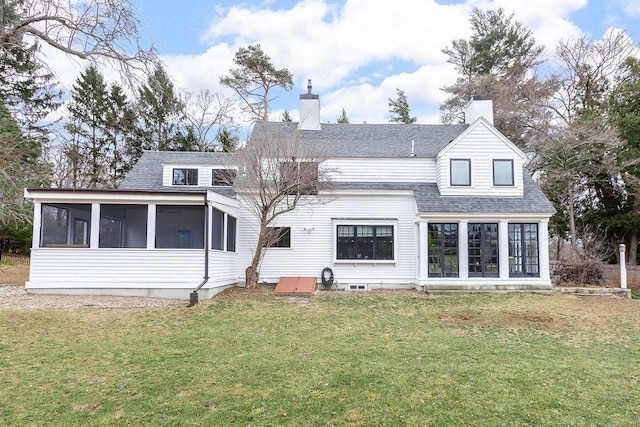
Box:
[24,88,555,299]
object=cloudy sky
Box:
[51,0,640,126]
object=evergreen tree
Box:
[220,44,293,121]
[104,84,136,185]
[337,108,350,124]
[137,63,184,153]
[440,8,552,149]
[388,89,416,124]
[216,128,239,153]
[281,110,293,122]
[66,65,110,188]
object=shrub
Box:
[553,261,604,286]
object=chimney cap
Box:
[300,79,319,100]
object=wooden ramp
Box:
[274,277,317,295]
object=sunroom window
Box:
[155,205,205,248]
[40,204,91,247]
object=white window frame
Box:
[332,219,397,264]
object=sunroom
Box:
[23,188,240,299]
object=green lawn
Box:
[1,291,639,426]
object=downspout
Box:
[189,192,209,306]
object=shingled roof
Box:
[249,121,469,158]
[337,172,555,214]
[118,151,234,196]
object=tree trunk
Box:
[629,231,638,266]
[567,183,577,251]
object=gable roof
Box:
[118,151,235,196]
[437,117,527,160]
[250,121,469,158]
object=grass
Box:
[1,291,639,426]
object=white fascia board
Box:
[417,212,553,222]
[24,189,207,204]
[206,190,239,213]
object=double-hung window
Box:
[336,224,394,261]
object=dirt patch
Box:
[0,286,185,310]
[0,263,29,285]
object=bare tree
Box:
[0,0,154,75]
[181,89,236,152]
[232,125,333,288]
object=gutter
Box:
[189,192,210,306]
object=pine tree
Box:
[137,63,184,153]
[388,89,416,124]
[66,65,110,188]
[220,44,293,121]
[281,110,293,122]
[337,108,350,124]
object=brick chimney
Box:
[464,96,494,125]
[298,79,321,130]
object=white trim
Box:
[332,219,398,264]
[437,118,527,161]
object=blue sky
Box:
[52,0,640,127]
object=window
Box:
[336,225,394,261]
[493,160,514,186]
[265,227,291,248]
[172,168,198,185]
[450,159,471,186]
[428,223,459,277]
[212,169,236,186]
[155,205,205,248]
[99,204,148,248]
[468,223,499,277]
[40,204,91,247]
[509,223,539,277]
[226,216,237,252]
[280,161,318,195]
[212,208,224,250]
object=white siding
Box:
[437,122,524,196]
[323,158,436,183]
[236,192,418,287]
[27,248,239,293]
[162,164,211,187]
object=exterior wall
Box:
[236,191,419,289]
[25,190,241,300]
[417,214,552,291]
[437,121,524,196]
[323,158,436,183]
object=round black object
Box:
[321,267,334,287]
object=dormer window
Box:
[493,160,514,186]
[172,168,198,185]
[450,159,471,186]
[212,169,237,186]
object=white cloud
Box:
[42,0,632,125]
